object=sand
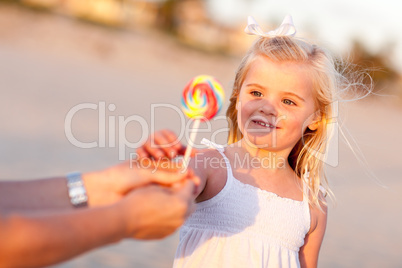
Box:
[1,4,401,267]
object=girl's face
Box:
[237,56,318,153]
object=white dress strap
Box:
[200,138,225,153]
[200,138,234,184]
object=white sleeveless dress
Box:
[173,139,311,268]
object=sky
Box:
[206,0,402,71]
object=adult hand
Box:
[118,179,197,239]
[0,178,198,267]
[83,160,199,207]
[136,129,199,160]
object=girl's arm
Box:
[188,149,221,200]
[299,201,328,268]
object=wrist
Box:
[82,169,122,207]
[115,191,142,239]
[81,172,97,207]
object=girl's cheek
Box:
[238,103,251,125]
[292,114,309,131]
[237,104,250,133]
[241,99,259,112]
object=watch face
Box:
[67,173,88,208]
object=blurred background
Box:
[0,0,401,267]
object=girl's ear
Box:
[307,120,319,131]
[307,112,321,131]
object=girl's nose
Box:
[258,99,278,117]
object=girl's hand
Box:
[83,160,200,207]
[136,129,198,160]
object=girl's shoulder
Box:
[192,148,229,203]
[192,148,228,178]
[193,147,225,165]
[196,143,242,171]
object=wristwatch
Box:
[66,172,88,208]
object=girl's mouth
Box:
[251,120,276,129]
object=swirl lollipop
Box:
[180,75,225,168]
[181,75,225,121]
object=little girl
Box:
[138,15,355,268]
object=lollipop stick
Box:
[182,119,200,171]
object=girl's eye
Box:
[251,91,262,97]
[283,99,296,106]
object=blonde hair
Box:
[226,36,356,208]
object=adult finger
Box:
[161,129,182,152]
[153,131,177,158]
[142,134,165,159]
[146,168,191,186]
[136,147,149,159]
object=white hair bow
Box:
[244,15,296,37]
